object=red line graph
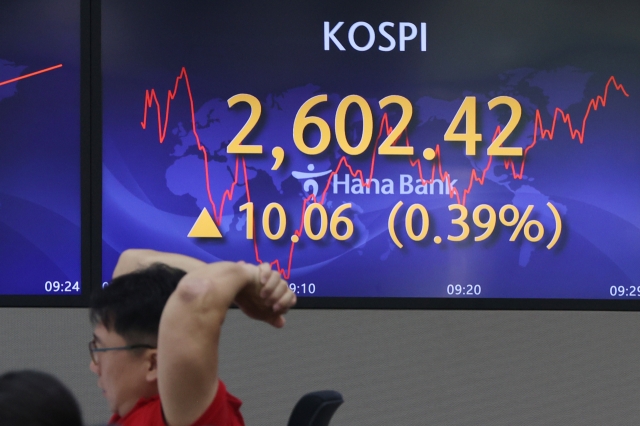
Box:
[503,76,629,180]
[141,67,629,278]
[0,64,63,87]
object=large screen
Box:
[0,0,86,303]
[102,0,640,308]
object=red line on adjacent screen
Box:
[141,67,629,278]
[0,64,63,87]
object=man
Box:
[89,249,296,426]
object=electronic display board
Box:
[0,0,89,304]
[102,0,640,308]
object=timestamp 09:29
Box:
[609,286,640,297]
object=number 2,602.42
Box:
[447,284,481,296]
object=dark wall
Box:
[1,308,638,425]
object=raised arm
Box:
[157,261,296,426]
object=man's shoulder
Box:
[108,395,162,425]
[192,380,245,426]
[109,381,244,426]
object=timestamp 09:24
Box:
[44,281,80,293]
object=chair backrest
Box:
[287,390,344,426]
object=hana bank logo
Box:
[292,163,457,197]
[292,164,332,197]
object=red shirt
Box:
[109,380,244,426]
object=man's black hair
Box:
[0,370,83,426]
[89,263,187,344]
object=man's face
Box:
[89,323,157,416]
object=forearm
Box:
[112,249,207,278]
[171,261,256,316]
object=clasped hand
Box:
[234,263,296,328]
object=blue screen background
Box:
[0,0,81,295]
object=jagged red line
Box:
[503,76,629,178]
[141,67,242,224]
[142,69,628,278]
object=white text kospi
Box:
[324,21,427,52]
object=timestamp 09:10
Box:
[289,283,316,295]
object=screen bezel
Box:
[293,297,640,311]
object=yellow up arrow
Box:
[188,208,222,238]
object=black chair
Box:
[287,390,344,426]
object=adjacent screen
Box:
[0,0,83,298]
[102,0,640,307]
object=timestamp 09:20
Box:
[447,284,482,296]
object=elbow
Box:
[172,262,249,311]
[174,276,212,304]
[169,276,227,328]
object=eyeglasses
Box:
[89,339,156,365]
